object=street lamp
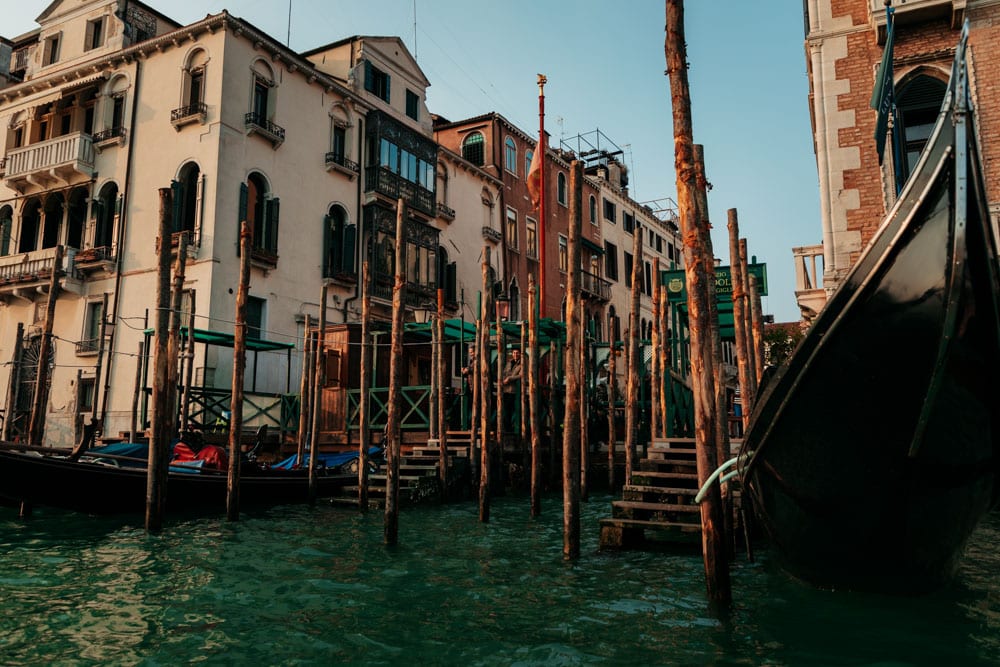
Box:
[412,302,434,324]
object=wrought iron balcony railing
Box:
[364,166,435,217]
[581,269,612,301]
[245,112,285,146]
[437,202,455,221]
[171,102,208,127]
[324,152,360,175]
[93,126,127,144]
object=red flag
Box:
[527,134,545,211]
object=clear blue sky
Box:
[6,1,819,323]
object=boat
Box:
[739,28,1000,592]
[0,439,360,515]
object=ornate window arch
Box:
[462,131,484,167]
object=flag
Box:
[870,7,895,165]
[527,132,545,211]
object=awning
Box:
[60,74,108,97]
[582,237,604,254]
[143,326,296,352]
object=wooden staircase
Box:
[333,431,473,508]
[599,438,703,549]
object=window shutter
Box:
[266,197,280,254]
[342,223,356,276]
[238,182,248,256]
[0,219,10,256]
[85,21,95,51]
[446,261,457,303]
[170,179,184,233]
[384,73,390,102]
[364,60,373,92]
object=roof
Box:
[143,327,295,352]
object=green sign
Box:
[662,263,767,303]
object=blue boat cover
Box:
[272,447,383,471]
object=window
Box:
[604,198,616,222]
[323,205,356,279]
[558,235,568,273]
[505,207,518,250]
[589,195,597,225]
[644,261,652,296]
[94,182,119,250]
[172,162,202,237]
[406,89,419,120]
[85,17,105,51]
[246,296,265,339]
[605,241,618,281]
[557,172,567,206]
[505,137,517,175]
[462,132,484,167]
[241,172,279,260]
[897,74,947,181]
[526,217,537,259]
[623,211,635,234]
[81,300,103,353]
[332,125,346,161]
[77,378,96,413]
[43,34,61,65]
[624,251,633,288]
[19,199,41,253]
[525,150,533,179]
[364,61,391,103]
[252,77,269,119]
[0,206,11,256]
[378,137,436,190]
[188,68,204,107]
[655,234,663,253]
[111,94,125,131]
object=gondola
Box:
[0,442,357,515]
[739,28,1000,592]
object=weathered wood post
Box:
[226,221,252,522]
[478,246,492,523]
[384,199,407,545]
[167,232,189,437]
[429,296,439,442]
[27,244,62,448]
[728,210,753,433]
[180,300,197,433]
[580,318,590,502]
[624,221,643,486]
[470,292,481,486]
[562,160,584,559]
[606,338,617,490]
[528,273,541,517]
[548,338,558,486]
[666,0,731,607]
[296,315,313,466]
[436,288,449,499]
[651,258,662,440]
[90,292,109,429]
[358,261,372,511]
[659,288,669,434]
[130,340,144,443]
[738,238,758,400]
[146,189,173,532]
[750,273,765,382]
[309,284,329,503]
[3,322,24,441]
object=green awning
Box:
[143,326,295,352]
[582,237,605,254]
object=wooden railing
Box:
[180,387,298,435]
[346,385,431,430]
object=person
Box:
[500,347,522,432]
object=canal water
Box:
[2,494,998,665]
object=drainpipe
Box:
[99,56,142,426]
[342,117,365,323]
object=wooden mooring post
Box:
[309,283,329,504]
[749,273,765,383]
[167,233,188,437]
[478,246,492,523]
[528,273,541,517]
[358,261,372,511]
[180,299,197,433]
[3,322,24,442]
[606,337,617,490]
[130,340,143,443]
[384,199,407,545]
[728,210,753,432]
[227,221,252,522]
[470,292,481,488]
[738,238,758,399]
[562,160,583,559]
[436,288,448,499]
[297,315,313,466]
[27,244,62,448]
[624,221,643,487]
[146,189,173,532]
[665,0,731,608]
[651,258,662,440]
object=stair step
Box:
[622,484,697,496]
[598,517,702,533]
[631,471,699,482]
[612,500,697,513]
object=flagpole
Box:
[537,74,547,314]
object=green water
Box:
[1,494,998,665]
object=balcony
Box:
[581,269,612,301]
[4,132,95,192]
[793,243,826,322]
[245,112,285,148]
[0,246,83,302]
[364,166,435,218]
[171,102,208,130]
[869,0,965,42]
[481,226,501,244]
[437,202,455,222]
[93,126,127,151]
[324,151,360,180]
[73,246,117,277]
[75,338,100,356]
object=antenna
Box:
[413,0,418,60]
[286,0,291,47]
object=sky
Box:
[4,1,820,323]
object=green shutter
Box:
[446,261,457,303]
[321,214,332,277]
[266,197,280,254]
[170,179,183,233]
[238,182,248,256]
[342,223,356,276]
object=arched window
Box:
[19,199,41,253]
[173,162,201,236]
[504,136,517,175]
[323,204,356,279]
[94,182,119,249]
[181,48,209,112]
[0,205,12,256]
[589,195,597,225]
[66,188,88,249]
[42,193,64,249]
[524,150,533,179]
[462,132,484,167]
[508,278,520,321]
[557,172,567,205]
[239,171,279,259]
[897,74,947,180]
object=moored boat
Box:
[739,28,1000,592]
